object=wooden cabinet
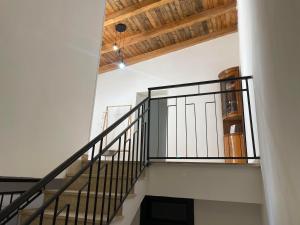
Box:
[224,133,247,164]
[219,67,247,163]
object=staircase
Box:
[0,97,149,225]
[0,76,259,225]
[19,157,140,225]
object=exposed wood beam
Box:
[99,25,237,74]
[104,0,174,27]
[101,2,236,54]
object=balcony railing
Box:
[147,76,259,163]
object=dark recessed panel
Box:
[141,195,194,225]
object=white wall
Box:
[91,33,240,140]
[0,0,106,177]
[130,209,140,225]
[114,175,147,225]
[195,200,262,225]
[146,163,263,204]
[128,163,263,225]
[238,0,300,224]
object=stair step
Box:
[44,190,135,216]
[28,154,143,225]
[18,153,143,225]
[66,174,135,194]
[20,208,123,225]
[67,160,141,179]
[83,161,141,177]
[102,150,129,157]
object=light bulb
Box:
[118,61,126,69]
[112,44,119,51]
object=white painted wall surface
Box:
[0,0,106,177]
[91,33,240,140]
[113,175,147,225]
[146,163,263,204]
[194,200,262,225]
[127,163,263,225]
[130,209,140,225]
[238,0,300,224]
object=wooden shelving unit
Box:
[219,67,247,164]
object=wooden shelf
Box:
[219,66,247,164]
[224,132,243,137]
[223,113,242,121]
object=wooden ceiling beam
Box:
[104,0,175,27]
[101,2,236,54]
[99,25,237,74]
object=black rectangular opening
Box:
[140,196,194,225]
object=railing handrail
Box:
[148,75,252,91]
[0,97,149,222]
[0,177,40,183]
[0,191,25,195]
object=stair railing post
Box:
[245,78,257,158]
[147,89,151,166]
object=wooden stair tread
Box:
[21,208,123,223]
[101,150,129,157]
[44,189,136,198]
[66,173,134,179]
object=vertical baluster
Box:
[246,79,257,158]
[205,102,209,157]
[140,124,144,171]
[100,164,108,225]
[120,132,127,202]
[147,93,151,164]
[240,83,249,160]
[176,98,178,158]
[114,138,121,211]
[84,146,95,225]
[54,205,70,225]
[106,154,115,224]
[74,187,81,225]
[143,103,148,166]
[0,194,3,210]
[126,139,131,192]
[213,94,220,158]
[135,108,140,179]
[185,97,188,157]
[92,140,103,225]
[193,104,198,157]
[140,104,145,171]
[9,193,13,204]
[52,197,59,225]
[166,107,169,157]
[157,100,159,157]
[64,205,70,225]
[135,134,139,179]
[131,132,136,185]
[74,183,86,225]
[39,211,44,225]
[143,122,147,166]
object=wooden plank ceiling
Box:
[99,0,238,74]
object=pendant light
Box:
[113,23,127,69]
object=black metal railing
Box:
[0,177,41,224]
[0,177,41,212]
[147,76,259,162]
[0,192,25,212]
[0,98,149,225]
